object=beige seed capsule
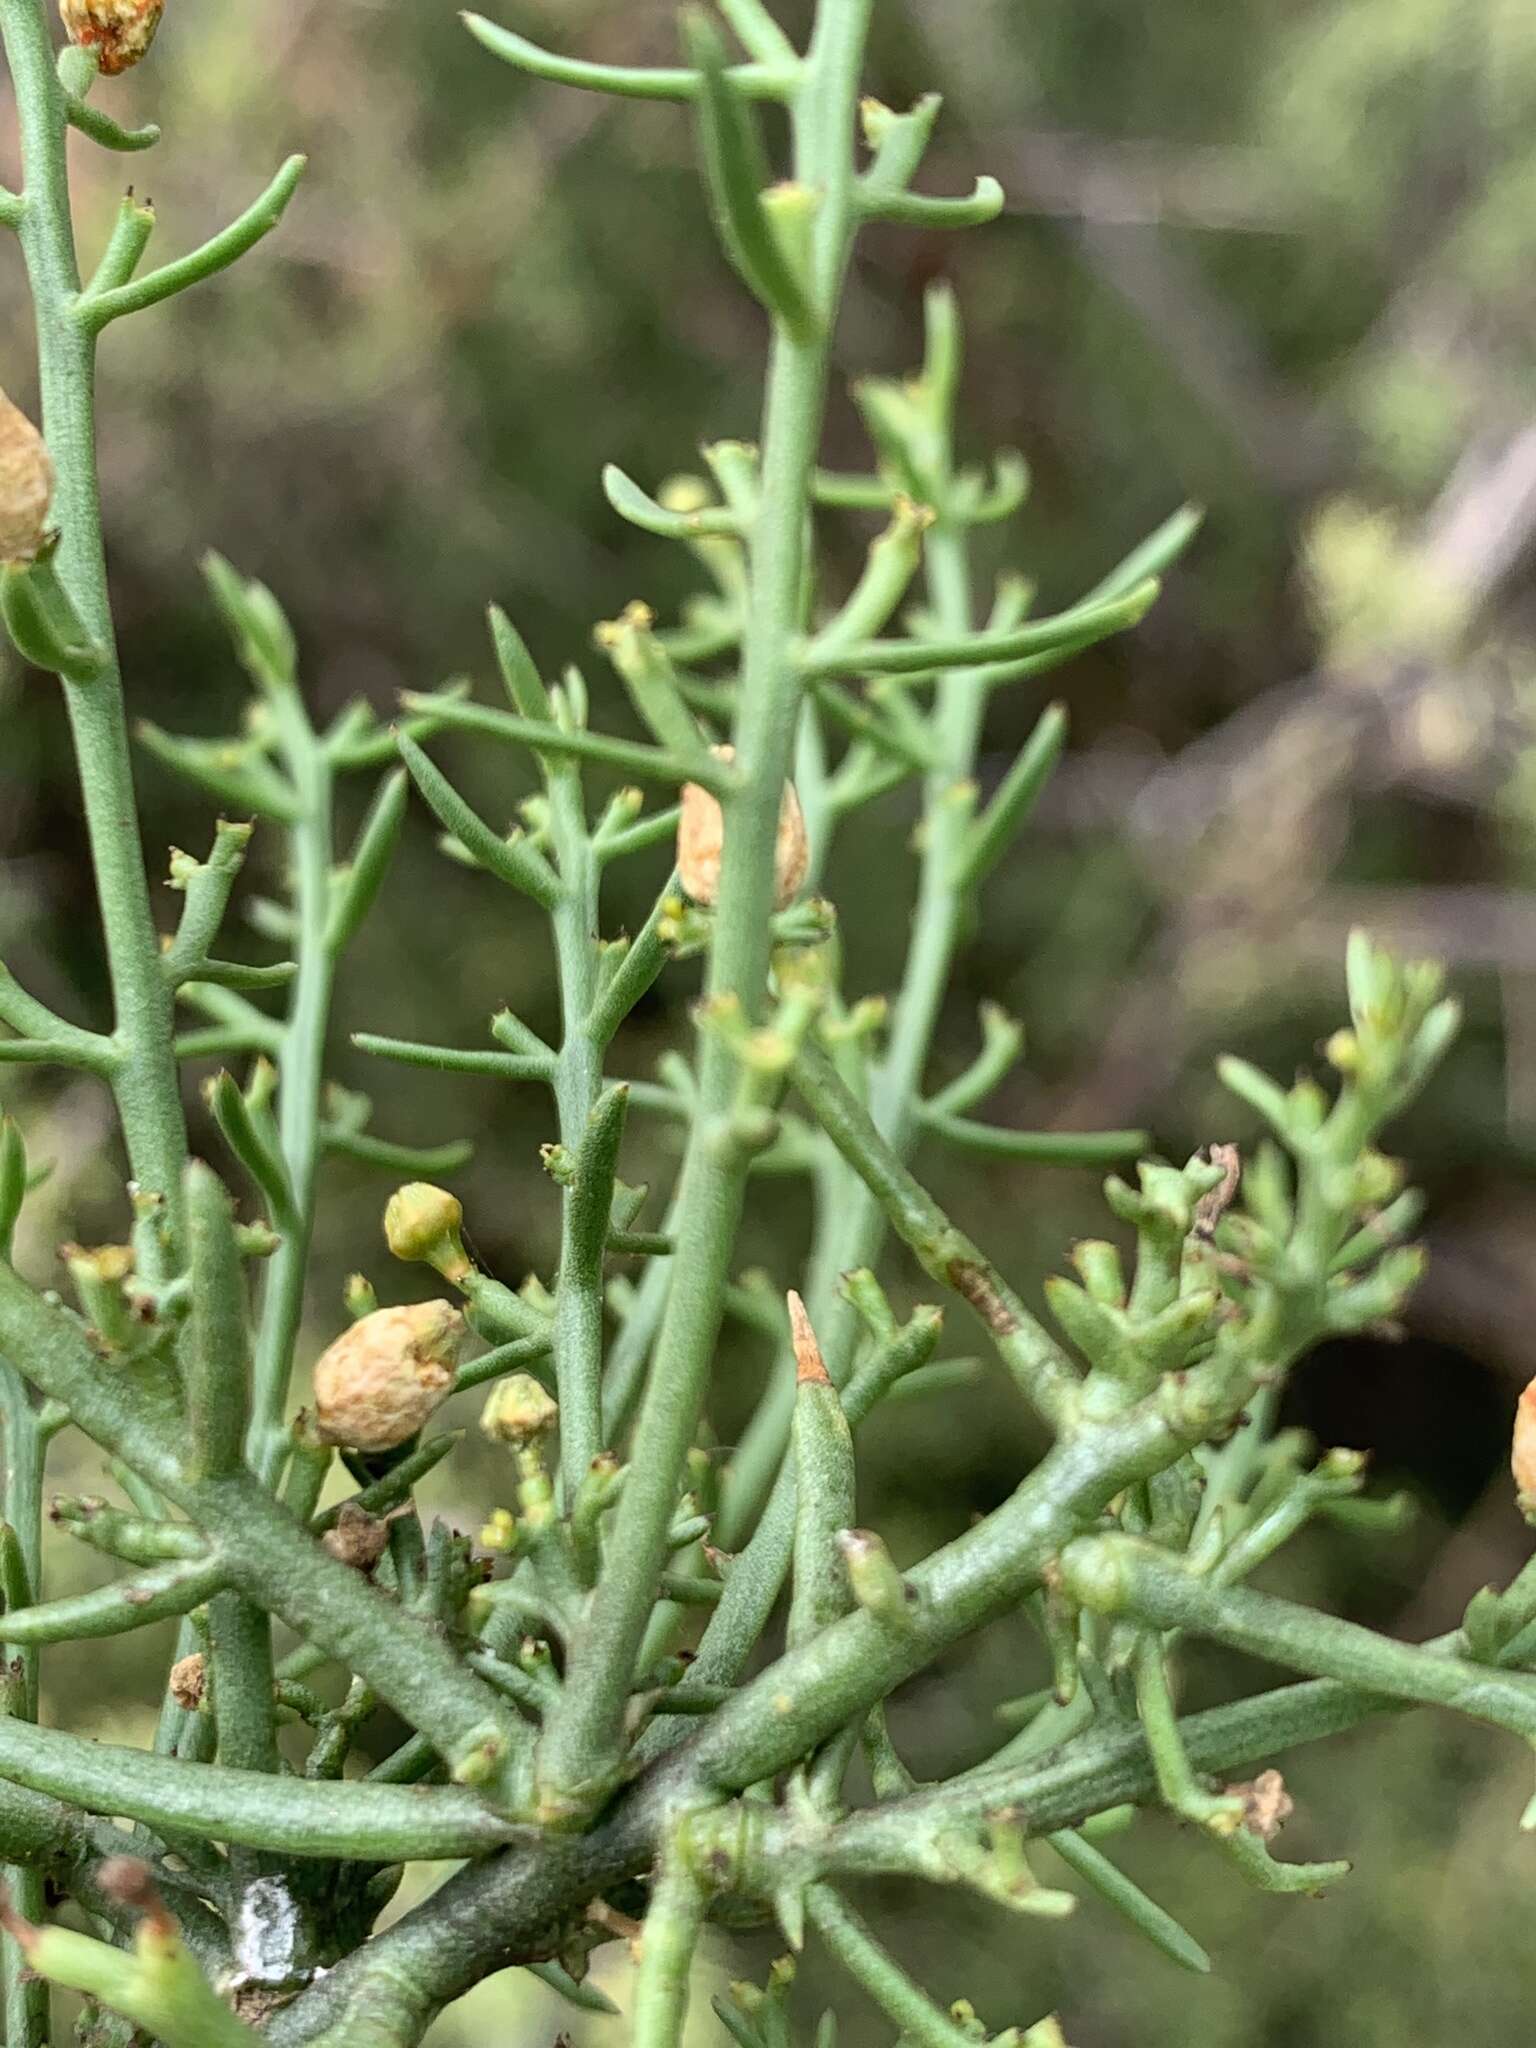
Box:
[1513,1377,1536,1515]
[0,390,53,565]
[168,1651,206,1712]
[312,1300,463,1452]
[1225,1768,1294,1841]
[59,0,165,75]
[677,744,808,910]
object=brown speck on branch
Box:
[1193,1143,1243,1241]
[947,1259,1019,1335]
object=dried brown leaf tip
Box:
[677,744,808,910]
[321,1501,392,1572]
[1193,1142,1242,1242]
[59,0,165,75]
[0,389,54,565]
[787,1289,829,1384]
[96,1854,176,1938]
[1226,1767,1295,1841]
[312,1299,463,1451]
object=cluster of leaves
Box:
[0,5,1523,2048]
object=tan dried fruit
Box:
[312,1300,463,1451]
[1514,1377,1536,1512]
[59,0,164,75]
[321,1501,392,1572]
[168,1651,206,1711]
[1226,1767,1295,1841]
[0,390,53,565]
[677,745,808,910]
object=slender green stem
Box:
[796,578,1155,677]
[0,1362,46,2048]
[398,695,732,790]
[660,1309,941,1733]
[208,1592,280,1776]
[1044,1828,1212,1975]
[78,154,306,328]
[1063,1534,1536,1750]
[793,1039,1080,1427]
[249,700,334,1482]
[0,1715,523,1859]
[1,0,188,1272]
[714,467,1056,1549]
[632,1836,708,2048]
[534,0,873,1822]
[547,766,609,1488]
[805,1885,982,2048]
[463,12,795,102]
[0,1554,226,1643]
[921,1112,1147,1164]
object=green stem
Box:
[793,1040,1080,1427]
[659,1310,941,1734]
[534,0,872,1823]
[1064,1534,1536,1750]
[208,1591,280,1778]
[0,1554,226,1643]
[805,1884,982,2048]
[632,1836,708,2048]
[0,1716,523,1860]
[0,1363,46,2048]
[1,0,188,1272]
[548,767,608,1490]
[714,483,1049,1549]
[248,702,335,1481]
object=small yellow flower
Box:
[480,1372,558,1448]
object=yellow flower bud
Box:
[480,1371,558,1448]
[677,744,808,910]
[0,390,53,565]
[59,0,165,75]
[383,1182,470,1280]
[312,1300,463,1451]
[479,1507,517,1552]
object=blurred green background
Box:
[5,0,1536,2040]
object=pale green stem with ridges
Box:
[249,699,336,1482]
[0,0,188,1274]
[0,1363,46,2047]
[547,766,608,1490]
[532,0,874,1821]
[714,509,996,1547]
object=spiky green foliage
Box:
[0,4,1498,2046]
